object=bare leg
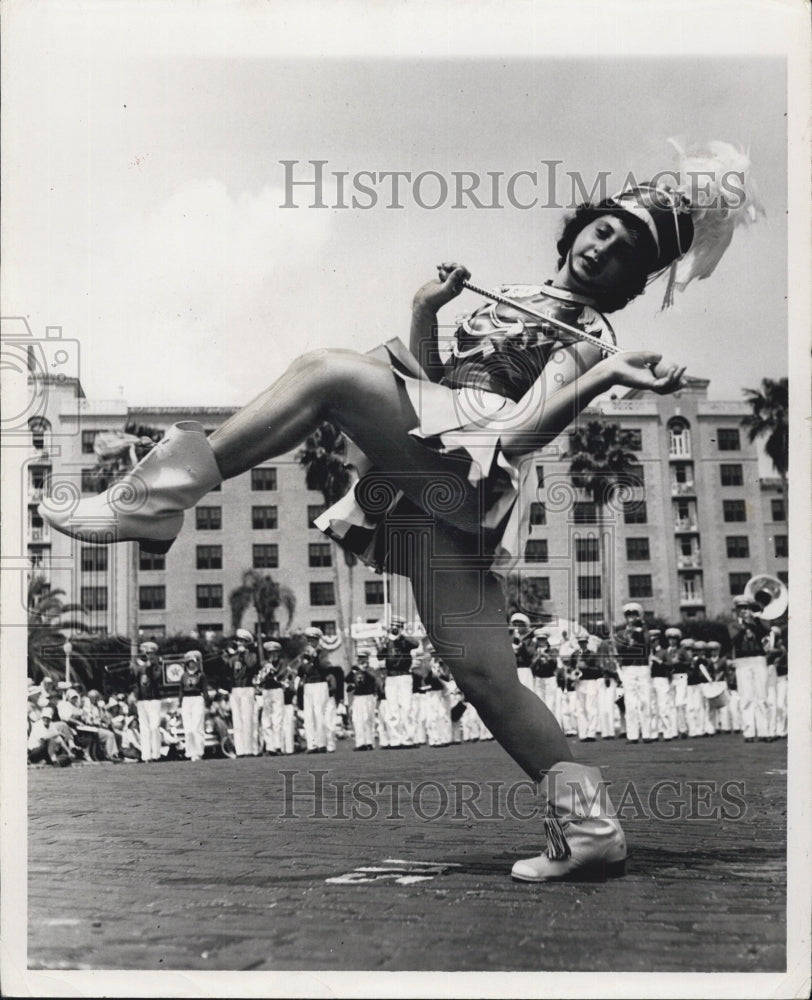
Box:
[405,519,573,779]
[210,349,484,528]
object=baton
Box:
[460,279,621,356]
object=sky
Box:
[2,2,795,410]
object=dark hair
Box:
[555,205,657,313]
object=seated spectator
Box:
[81,690,123,762]
[28,708,72,766]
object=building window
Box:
[308,542,333,568]
[81,547,108,572]
[251,467,277,491]
[774,535,788,558]
[81,468,98,494]
[251,505,278,530]
[196,545,222,570]
[573,501,597,524]
[139,624,166,638]
[310,582,335,606]
[252,543,279,569]
[138,551,165,571]
[575,537,599,562]
[668,419,691,458]
[577,575,601,600]
[578,576,601,601]
[525,576,551,601]
[771,498,786,522]
[196,623,223,636]
[673,462,691,484]
[524,539,548,563]
[139,585,166,610]
[81,430,97,454]
[626,538,650,561]
[311,620,337,636]
[196,506,222,530]
[365,580,385,605]
[529,502,546,526]
[626,463,645,489]
[308,504,327,528]
[722,500,746,523]
[81,586,108,611]
[725,536,750,559]
[535,465,545,486]
[623,428,643,451]
[623,500,648,524]
[720,464,744,486]
[777,571,788,585]
[728,572,751,596]
[717,428,741,451]
[196,584,223,609]
[628,574,653,598]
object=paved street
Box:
[27,734,786,973]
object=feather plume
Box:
[660,138,765,308]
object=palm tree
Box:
[741,377,788,513]
[565,420,643,632]
[228,569,296,638]
[27,575,89,685]
[297,422,356,658]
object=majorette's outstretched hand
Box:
[608,351,687,395]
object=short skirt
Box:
[314,339,536,581]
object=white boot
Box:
[39,421,222,553]
[511,760,626,882]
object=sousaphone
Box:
[743,574,788,621]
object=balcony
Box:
[29,525,51,543]
[668,443,691,460]
[671,481,696,496]
[674,520,699,533]
[29,487,44,503]
[677,554,702,569]
[679,591,705,606]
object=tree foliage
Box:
[741,377,788,483]
[228,569,296,635]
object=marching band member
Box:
[318,635,345,753]
[224,628,260,757]
[685,640,710,738]
[347,650,379,751]
[427,660,454,747]
[649,629,676,741]
[595,628,619,740]
[510,613,536,691]
[178,650,207,761]
[707,641,731,733]
[764,626,781,741]
[530,629,558,713]
[256,640,285,755]
[132,641,164,763]
[672,636,693,738]
[377,616,418,748]
[298,627,332,754]
[770,630,788,739]
[570,632,601,742]
[614,603,652,743]
[731,595,771,742]
[280,668,297,755]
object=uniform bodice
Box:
[443,284,615,402]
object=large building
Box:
[23,369,787,656]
